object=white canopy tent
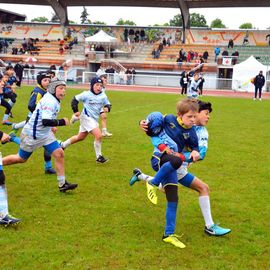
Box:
[85,30,117,43]
[85,30,117,59]
[232,56,267,92]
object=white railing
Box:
[7,68,270,93]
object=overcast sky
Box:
[1,4,270,30]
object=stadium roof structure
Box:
[2,0,270,41]
[0,8,25,23]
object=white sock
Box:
[199,196,214,228]
[62,139,71,149]
[13,120,26,130]
[138,173,153,182]
[94,140,102,158]
[102,128,107,132]
[0,185,8,218]
[8,100,14,107]
[57,175,65,187]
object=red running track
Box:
[76,83,270,100]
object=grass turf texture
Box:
[0,86,269,270]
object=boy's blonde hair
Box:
[176,99,199,115]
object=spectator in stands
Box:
[179,48,184,58]
[134,30,140,43]
[131,67,136,85]
[222,49,229,56]
[155,49,160,59]
[266,34,270,46]
[162,37,167,46]
[214,47,221,62]
[50,65,57,72]
[59,46,64,55]
[166,37,171,47]
[105,66,115,84]
[125,68,132,85]
[158,42,163,52]
[243,31,249,45]
[11,47,18,55]
[180,71,189,95]
[119,69,126,85]
[30,64,35,80]
[14,61,24,87]
[253,71,265,101]
[176,56,183,68]
[23,63,29,79]
[129,28,135,43]
[232,50,239,65]
[21,38,27,51]
[140,29,146,42]
[198,74,205,96]
[202,50,209,62]
[18,47,25,55]
[228,39,234,49]
[2,40,8,54]
[124,28,129,42]
[152,49,156,59]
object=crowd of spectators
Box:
[123,28,146,43]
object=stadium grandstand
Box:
[0,0,269,92]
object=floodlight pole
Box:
[177,0,190,44]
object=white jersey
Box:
[75,90,110,121]
[22,93,60,139]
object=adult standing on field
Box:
[253,71,265,101]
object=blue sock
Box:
[0,184,8,218]
[164,202,178,236]
[10,135,20,145]
[150,162,175,186]
[45,160,53,170]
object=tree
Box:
[210,18,226,28]
[116,18,136,26]
[31,16,48,23]
[80,6,89,24]
[239,23,253,29]
[190,13,208,27]
[92,21,106,25]
[169,14,183,27]
[169,13,207,27]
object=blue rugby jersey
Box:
[163,114,199,153]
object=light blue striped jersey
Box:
[183,125,208,160]
[22,93,60,139]
[75,90,110,121]
[187,78,200,98]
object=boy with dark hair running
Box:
[61,77,111,163]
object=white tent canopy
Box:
[232,56,267,92]
[85,30,117,43]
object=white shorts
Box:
[177,162,189,180]
[20,131,56,153]
[79,115,99,133]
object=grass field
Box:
[1,86,269,270]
